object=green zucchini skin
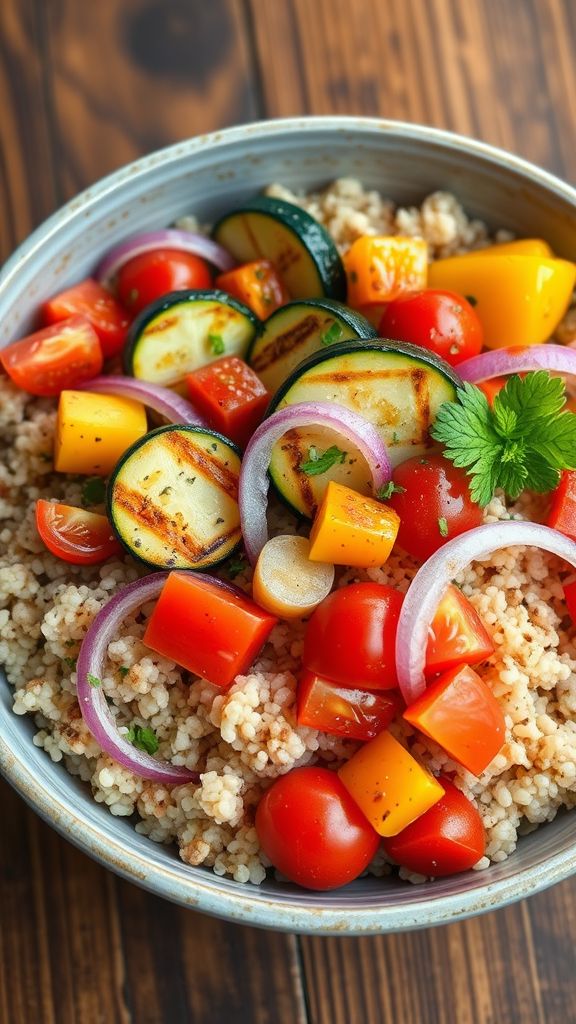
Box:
[107,424,242,570]
[212,196,346,302]
[267,339,463,518]
[247,298,377,395]
[122,289,260,386]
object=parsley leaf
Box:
[81,477,107,506]
[118,666,130,677]
[126,725,159,755]
[299,445,347,476]
[227,555,247,579]
[438,517,449,537]
[87,674,101,688]
[376,481,406,501]
[431,372,576,506]
[320,322,343,346]
[208,333,225,355]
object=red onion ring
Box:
[76,572,244,782]
[457,344,576,384]
[239,401,392,565]
[396,521,576,705]
[78,375,206,426]
[96,229,236,288]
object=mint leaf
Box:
[376,481,406,501]
[81,477,107,506]
[300,446,347,476]
[320,322,343,346]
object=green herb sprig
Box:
[300,445,347,476]
[126,725,159,755]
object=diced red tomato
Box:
[382,778,485,877]
[216,260,289,320]
[296,671,400,741]
[186,356,269,448]
[255,766,379,890]
[303,582,403,691]
[404,664,506,777]
[476,376,508,405]
[426,584,494,678]
[35,500,122,565]
[563,578,576,625]
[143,572,277,690]
[117,249,212,315]
[386,454,483,562]
[42,279,131,359]
[547,471,576,541]
[0,316,103,396]
[378,290,483,366]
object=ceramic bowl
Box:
[1,117,576,934]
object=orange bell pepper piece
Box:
[338,730,444,836]
[308,481,400,568]
[344,236,428,309]
[216,260,289,320]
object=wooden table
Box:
[1,2,576,1021]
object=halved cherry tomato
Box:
[186,356,269,448]
[35,500,122,565]
[378,290,483,366]
[42,279,130,359]
[382,778,485,876]
[546,470,576,541]
[426,584,494,678]
[255,766,379,890]
[117,249,212,314]
[386,454,483,562]
[216,260,289,320]
[0,317,103,397]
[296,671,400,740]
[303,582,403,690]
[404,663,506,777]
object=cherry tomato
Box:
[35,500,122,565]
[42,278,130,359]
[296,671,400,740]
[255,766,379,890]
[303,582,403,690]
[382,778,485,877]
[386,454,482,562]
[0,317,103,397]
[425,584,494,678]
[378,290,483,366]
[117,249,212,314]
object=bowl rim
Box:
[2,115,576,934]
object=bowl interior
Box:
[1,118,576,933]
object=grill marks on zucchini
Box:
[108,426,242,569]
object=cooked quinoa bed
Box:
[2,180,576,886]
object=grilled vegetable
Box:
[308,480,400,568]
[215,260,289,319]
[108,425,242,569]
[343,236,428,308]
[54,390,147,476]
[267,339,461,517]
[123,289,260,387]
[252,535,334,619]
[247,298,377,394]
[212,196,346,301]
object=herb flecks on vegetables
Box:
[300,445,347,476]
[431,372,576,506]
[377,481,406,501]
[438,517,449,537]
[126,725,159,755]
[87,673,101,688]
[208,333,225,355]
[320,322,343,346]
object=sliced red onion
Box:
[76,572,244,782]
[396,521,576,705]
[79,375,206,426]
[239,402,392,565]
[457,344,576,384]
[96,229,236,288]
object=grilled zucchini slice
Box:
[247,299,377,394]
[212,196,346,301]
[108,425,242,569]
[123,289,260,387]
[267,340,462,518]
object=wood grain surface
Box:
[1,1,576,1022]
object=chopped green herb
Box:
[63,656,77,670]
[87,674,101,688]
[64,639,77,649]
[438,517,449,537]
[391,432,400,444]
[209,333,225,355]
[465,295,478,307]
[81,476,107,506]
[119,666,130,677]
[126,725,159,755]
[254,267,266,280]
[320,322,343,346]
[227,555,247,579]
[300,445,347,476]
[376,481,406,501]
[431,371,576,506]
[159,486,173,497]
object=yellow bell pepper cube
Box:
[344,236,428,308]
[338,730,444,837]
[55,390,147,475]
[308,481,400,567]
[473,238,553,258]
[428,253,576,348]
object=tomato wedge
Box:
[42,279,131,359]
[425,584,494,678]
[186,356,269,448]
[296,671,400,741]
[35,500,122,565]
[0,317,103,396]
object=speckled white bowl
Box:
[2,117,576,934]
